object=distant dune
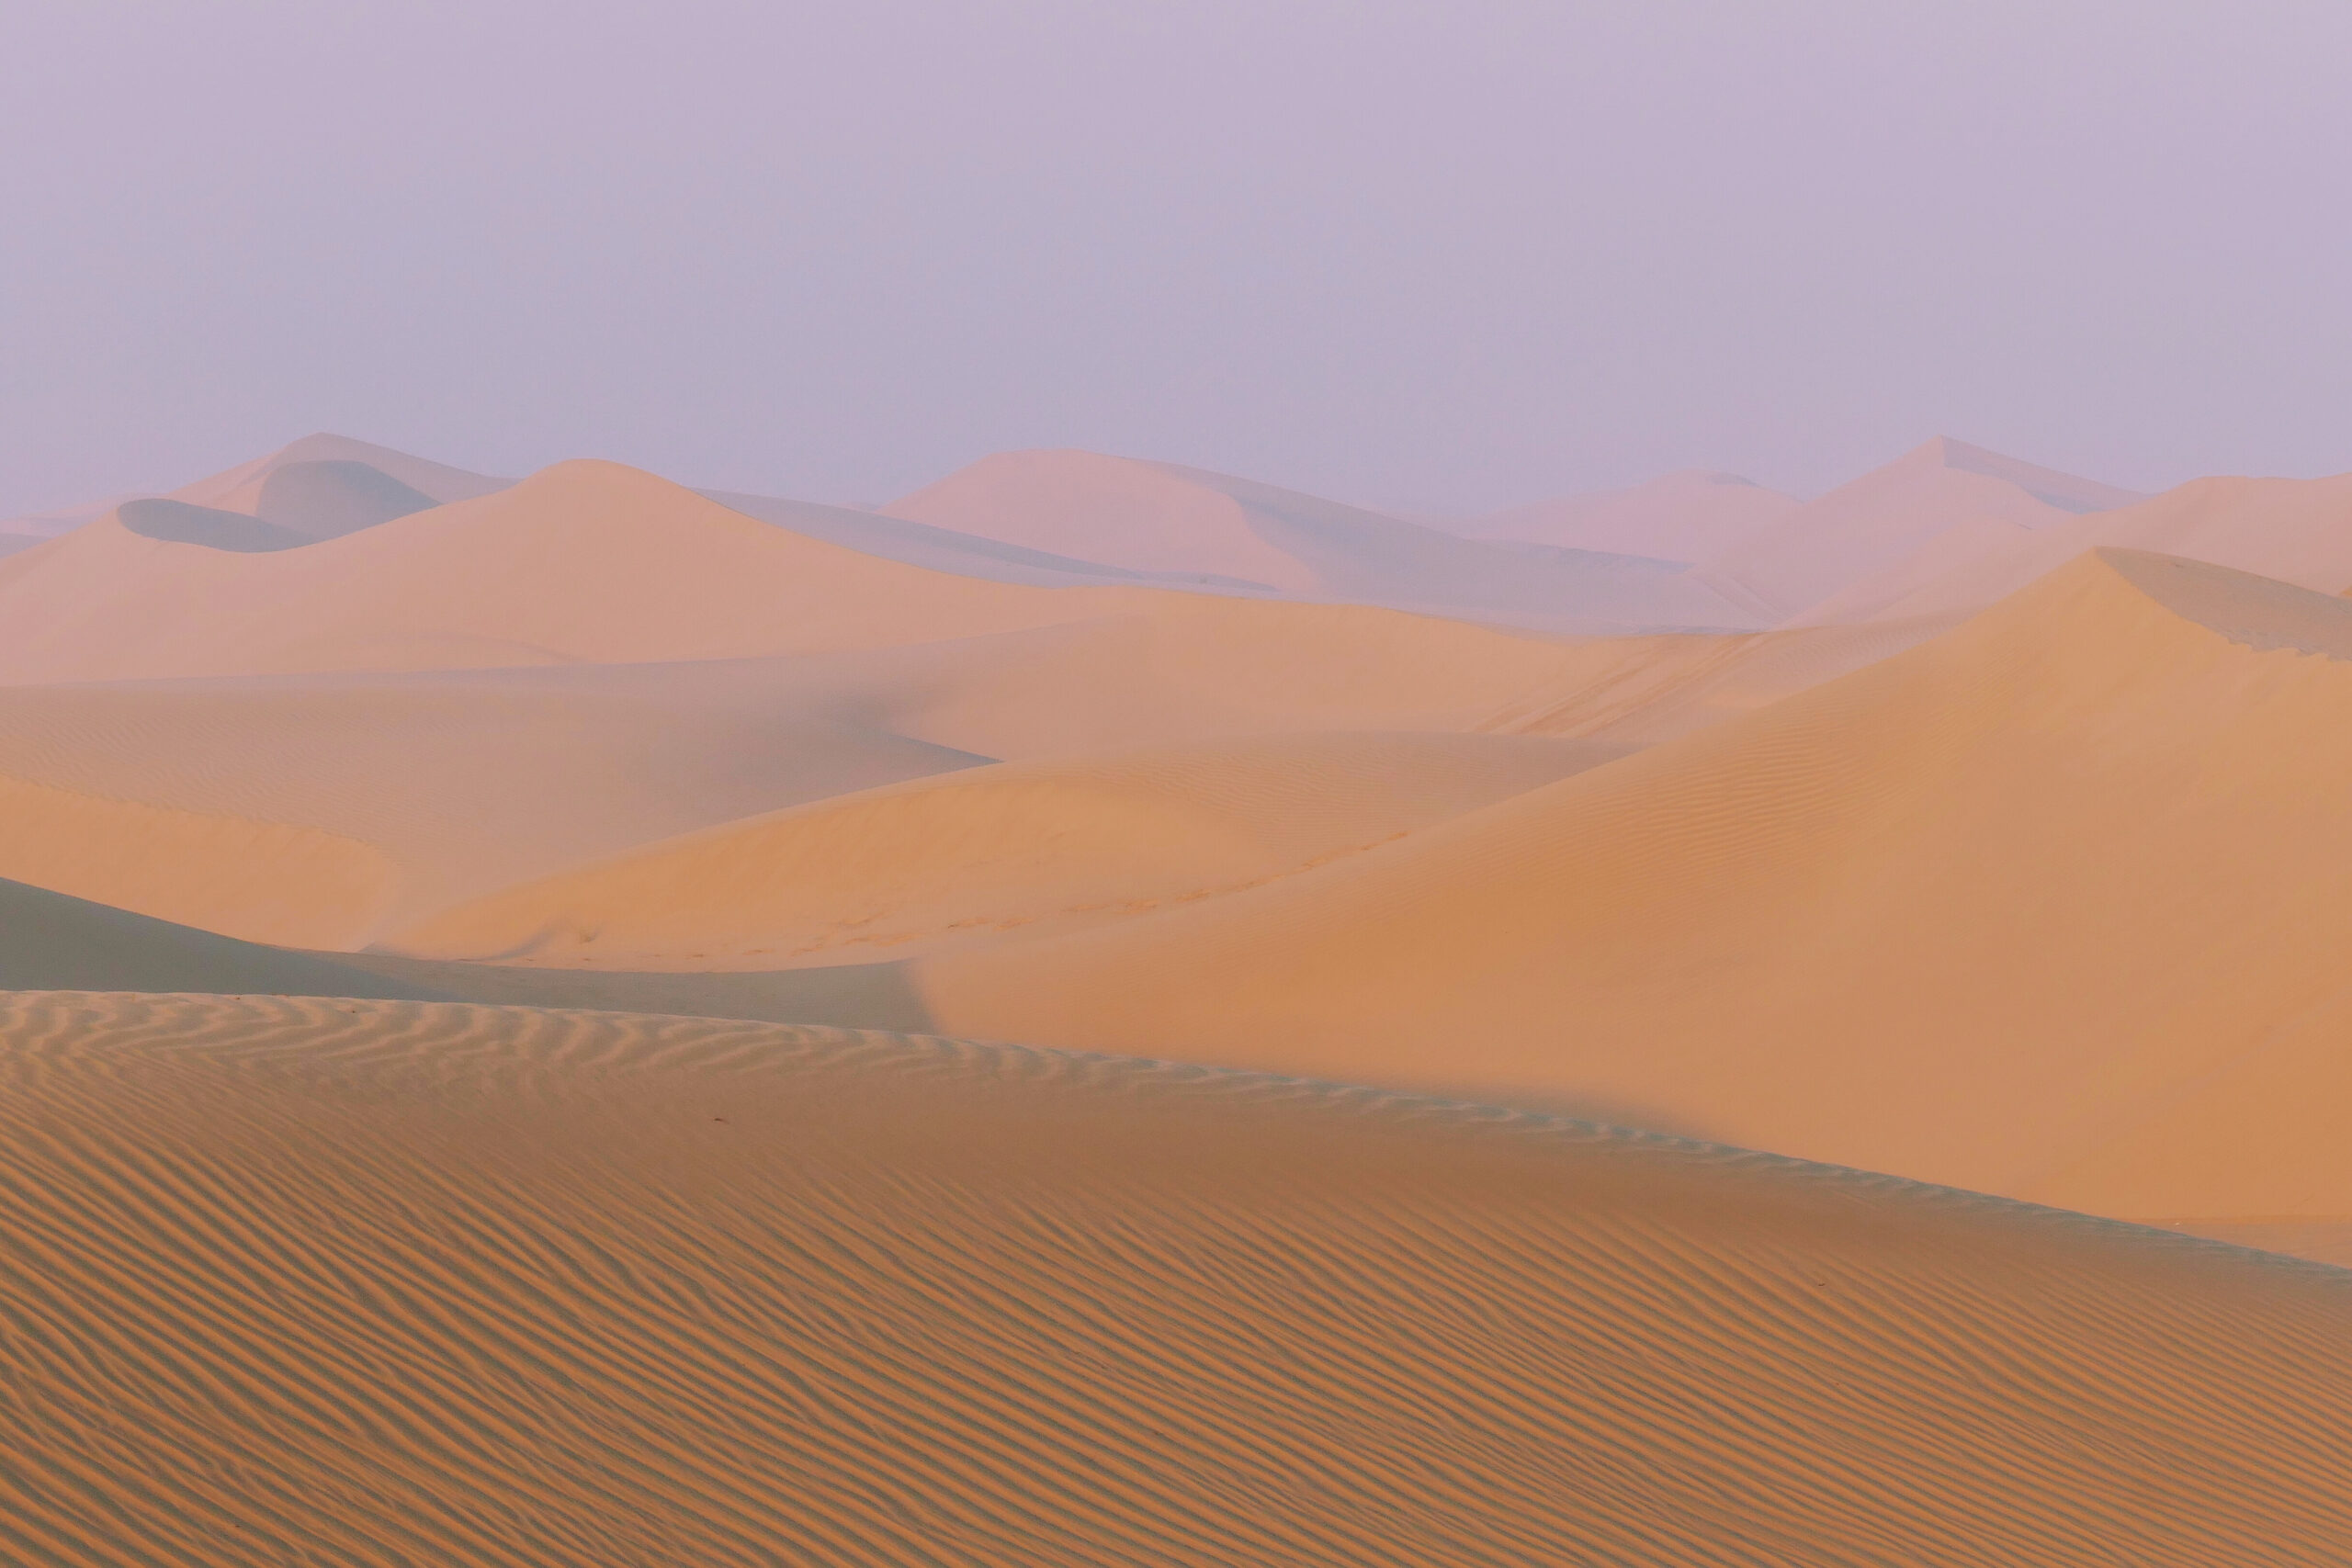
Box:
[910,550,2352,1228]
[386,732,1629,968]
[0,458,1622,684]
[9,428,2352,1554]
[888,448,1762,630]
[0,662,990,946]
[1695,436,2143,621]
[1,991,2345,1565]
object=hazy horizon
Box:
[6,0,2349,518]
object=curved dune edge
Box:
[910,549,2352,1218]
[0,991,2347,1567]
[384,733,1628,968]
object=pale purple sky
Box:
[4,1,2347,517]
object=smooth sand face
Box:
[0,664,989,947]
[912,550,2352,1224]
[3,991,2346,1566]
[384,733,1632,968]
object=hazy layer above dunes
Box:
[910,549,2352,1222]
[386,732,1630,968]
[3,990,2346,1568]
[1453,468,1799,559]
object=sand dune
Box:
[0,663,989,947]
[172,431,513,512]
[252,458,439,537]
[1696,436,2143,620]
[386,733,1627,968]
[1792,469,2352,626]
[888,448,1762,629]
[0,458,1617,688]
[1472,615,1954,744]
[910,549,2352,1224]
[0,990,2344,1566]
[705,485,1261,588]
[1455,468,1799,560]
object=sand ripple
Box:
[0,991,2347,1565]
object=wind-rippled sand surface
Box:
[3,992,2348,1566]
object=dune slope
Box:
[387,733,1629,967]
[0,880,447,999]
[0,459,1606,694]
[914,549,2352,1224]
[0,664,989,947]
[1,990,2346,1566]
[888,448,1758,629]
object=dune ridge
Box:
[910,548,2352,1222]
[0,459,1622,690]
[0,990,2346,1566]
[1695,436,2143,620]
[386,732,1629,967]
[888,447,1761,629]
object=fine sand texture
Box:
[909,550,2352,1225]
[2,990,2347,1567]
[386,733,1629,967]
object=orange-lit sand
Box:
[887,447,1762,628]
[387,732,1628,967]
[912,550,2352,1230]
[2,990,2346,1566]
[9,429,2352,1558]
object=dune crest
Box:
[386,733,1629,967]
[888,447,1762,630]
[0,990,2345,1565]
[1694,436,2143,620]
[910,548,2352,1222]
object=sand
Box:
[1,990,2346,1566]
[0,458,1626,689]
[910,549,2352,1229]
[385,732,1629,967]
[0,662,989,947]
[887,447,1764,629]
[10,427,2352,1553]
